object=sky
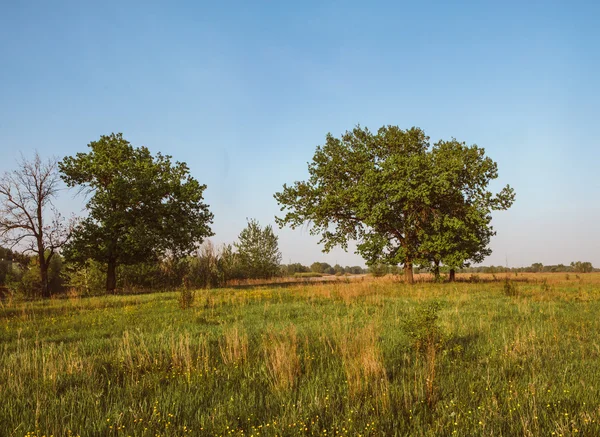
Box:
[1,0,599,268]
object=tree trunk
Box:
[449,269,456,282]
[106,258,117,293]
[404,261,414,284]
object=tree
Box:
[0,153,71,297]
[310,262,332,274]
[531,263,544,273]
[60,133,214,292]
[418,139,514,280]
[571,261,593,273]
[274,125,514,283]
[285,262,310,275]
[234,218,282,279]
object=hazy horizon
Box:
[1,1,598,268]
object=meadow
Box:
[2,273,600,436]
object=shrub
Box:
[402,301,446,407]
[178,288,194,310]
[503,278,519,297]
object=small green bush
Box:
[402,301,446,353]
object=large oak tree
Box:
[60,133,214,292]
[274,126,514,283]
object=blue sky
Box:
[1,0,599,267]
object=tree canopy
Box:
[59,133,213,291]
[274,125,515,283]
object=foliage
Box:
[418,139,514,275]
[283,263,310,275]
[571,261,594,273]
[402,301,446,353]
[0,246,15,285]
[5,253,65,298]
[186,241,242,288]
[275,125,514,283]
[401,301,447,406]
[234,219,282,279]
[0,153,71,297]
[461,262,597,274]
[368,263,389,277]
[63,259,106,296]
[59,133,214,292]
[310,262,333,274]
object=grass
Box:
[2,273,600,436]
[293,272,324,278]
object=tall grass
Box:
[2,274,600,435]
[263,325,301,394]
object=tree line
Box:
[0,125,548,297]
[0,130,367,297]
[459,262,596,274]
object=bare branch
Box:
[0,152,70,296]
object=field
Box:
[2,273,600,436]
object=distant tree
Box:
[275,126,514,283]
[369,264,389,277]
[346,265,365,275]
[310,262,323,273]
[531,263,544,273]
[60,133,214,292]
[310,262,332,274]
[571,261,593,273]
[285,263,310,275]
[333,264,345,274]
[0,153,71,297]
[234,219,282,279]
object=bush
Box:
[503,278,519,297]
[402,301,446,353]
[178,288,194,309]
[401,301,446,407]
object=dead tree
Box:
[0,153,70,297]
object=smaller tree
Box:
[0,153,71,297]
[234,219,282,279]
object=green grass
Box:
[2,274,600,436]
[293,272,323,278]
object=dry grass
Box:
[263,325,301,393]
[219,325,249,366]
[332,321,389,407]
